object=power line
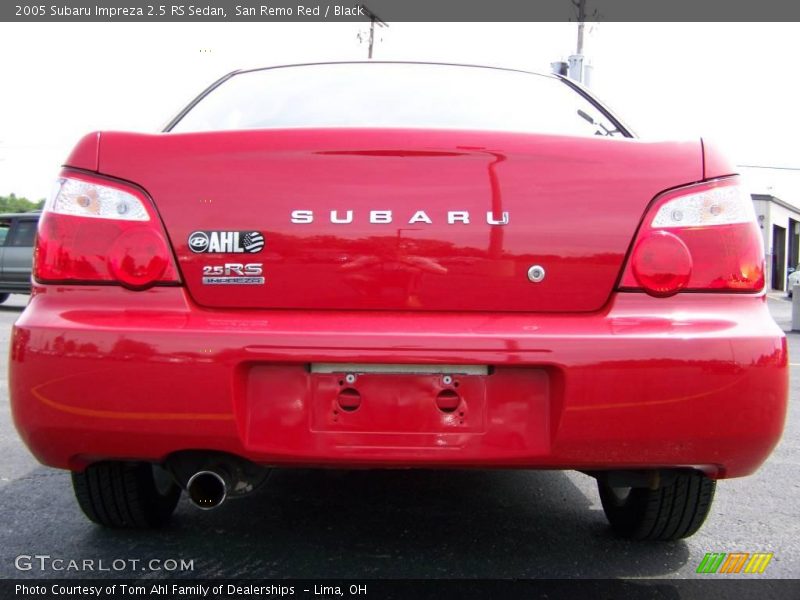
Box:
[739,165,800,171]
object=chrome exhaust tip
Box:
[187,470,227,510]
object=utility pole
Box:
[575,0,586,54]
[566,0,594,86]
[361,5,388,59]
[368,16,375,59]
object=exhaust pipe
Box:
[187,470,227,510]
[167,452,270,508]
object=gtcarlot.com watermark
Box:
[15,555,194,573]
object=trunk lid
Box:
[91,129,701,312]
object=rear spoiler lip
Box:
[63,131,101,172]
[701,137,738,180]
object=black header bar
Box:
[5,0,800,22]
[4,579,800,600]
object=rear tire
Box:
[0,293,9,304]
[72,462,181,528]
[598,470,716,540]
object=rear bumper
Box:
[10,286,787,479]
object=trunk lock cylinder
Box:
[527,265,546,283]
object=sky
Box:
[1,22,799,200]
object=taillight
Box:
[34,172,179,290]
[619,176,764,297]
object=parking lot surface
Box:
[0,293,797,579]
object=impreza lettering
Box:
[201,262,265,285]
[95,6,145,17]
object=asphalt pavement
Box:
[0,293,797,580]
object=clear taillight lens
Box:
[50,177,150,221]
[619,177,764,297]
[34,172,179,290]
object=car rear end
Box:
[9,63,787,538]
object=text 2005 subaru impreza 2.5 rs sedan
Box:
[10,62,787,540]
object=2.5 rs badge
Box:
[189,231,265,254]
[202,263,265,285]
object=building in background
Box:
[752,194,800,292]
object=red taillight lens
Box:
[630,231,692,297]
[34,172,179,290]
[619,177,764,297]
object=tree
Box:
[0,194,44,213]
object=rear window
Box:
[10,219,37,247]
[170,63,625,138]
[0,220,10,246]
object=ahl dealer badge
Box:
[189,231,265,254]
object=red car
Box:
[10,62,786,539]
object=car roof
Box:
[0,212,41,219]
[235,60,555,79]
